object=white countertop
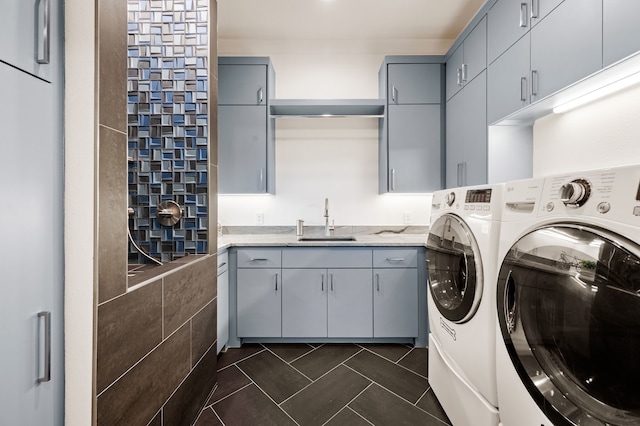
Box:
[217,233,427,251]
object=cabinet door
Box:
[327,269,373,338]
[218,64,267,105]
[282,269,327,338]
[462,71,487,186]
[237,269,281,337]
[463,16,487,85]
[487,0,531,64]
[445,91,465,188]
[373,269,419,337]
[487,33,531,124]
[0,0,54,81]
[530,0,565,27]
[218,105,267,194]
[388,104,441,193]
[388,63,441,104]
[530,0,602,101]
[446,45,464,101]
[0,62,63,425]
[603,0,640,67]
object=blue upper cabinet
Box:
[446,16,487,101]
[487,0,564,65]
[218,57,276,194]
[0,0,57,82]
[603,0,640,67]
[379,57,444,194]
[219,64,268,105]
[387,63,441,105]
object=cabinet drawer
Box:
[237,248,281,268]
[373,249,418,268]
[217,251,229,275]
[282,248,372,268]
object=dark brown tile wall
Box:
[97,323,191,426]
[163,255,217,336]
[96,279,162,393]
[192,299,217,366]
[95,0,218,423]
[163,345,218,426]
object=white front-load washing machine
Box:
[427,184,504,426]
[496,165,640,426]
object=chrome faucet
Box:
[324,198,330,236]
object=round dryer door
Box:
[427,214,482,323]
[497,224,640,425]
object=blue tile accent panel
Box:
[127,0,209,264]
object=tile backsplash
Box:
[127,0,209,263]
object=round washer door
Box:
[497,224,640,426]
[427,214,483,323]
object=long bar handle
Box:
[37,0,50,64]
[456,68,462,86]
[217,262,227,268]
[531,70,538,97]
[519,3,528,28]
[386,258,405,262]
[520,77,527,102]
[259,168,265,191]
[390,169,396,191]
[330,273,334,291]
[249,258,269,262]
[275,273,278,291]
[258,87,263,104]
[38,311,51,383]
[457,163,462,187]
[391,85,398,104]
[461,63,468,83]
[376,274,380,292]
[530,0,539,19]
[462,162,467,187]
[321,274,324,292]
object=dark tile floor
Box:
[194,343,451,426]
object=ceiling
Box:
[218,0,487,47]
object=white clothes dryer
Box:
[427,184,504,426]
[496,166,640,426]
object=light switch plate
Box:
[403,211,411,224]
[256,212,264,225]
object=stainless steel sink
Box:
[297,236,356,241]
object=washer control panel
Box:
[539,166,640,224]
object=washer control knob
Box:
[546,202,554,212]
[445,192,456,206]
[597,202,611,214]
[559,179,591,207]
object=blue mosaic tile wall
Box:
[127,0,209,263]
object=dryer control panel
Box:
[539,165,640,226]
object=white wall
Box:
[533,83,640,176]
[218,39,446,226]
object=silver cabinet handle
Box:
[520,77,527,102]
[217,262,227,268]
[519,3,528,27]
[259,168,265,191]
[457,163,462,187]
[456,68,462,86]
[38,311,51,383]
[376,274,380,292]
[530,0,538,19]
[321,274,324,292]
[386,258,405,262]
[249,258,268,262]
[330,273,334,291]
[275,273,278,291]
[461,162,467,187]
[531,70,538,97]
[257,87,263,104]
[461,63,468,83]
[37,0,50,64]
[390,169,396,191]
[391,85,398,104]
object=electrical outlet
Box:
[256,212,264,225]
[403,211,411,224]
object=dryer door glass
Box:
[427,214,481,323]
[497,224,640,425]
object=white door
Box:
[0,61,63,425]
